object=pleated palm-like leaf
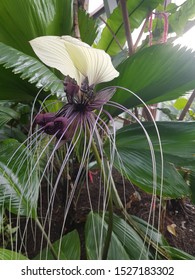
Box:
[103,44,195,117]
[104,122,194,198]
[0,42,64,101]
[0,0,73,56]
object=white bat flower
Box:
[31,35,119,142]
[30,35,119,86]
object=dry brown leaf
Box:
[167,223,177,236]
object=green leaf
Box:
[103,44,195,117]
[104,122,192,198]
[116,122,195,167]
[0,106,20,127]
[85,212,149,260]
[0,0,73,56]
[35,230,80,260]
[132,215,169,248]
[162,246,195,260]
[165,3,178,13]
[0,42,64,101]
[0,248,28,260]
[174,97,188,110]
[78,9,98,45]
[189,171,195,205]
[169,0,195,35]
[95,0,163,55]
[0,139,39,218]
[0,126,27,143]
[0,66,37,102]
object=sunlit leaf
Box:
[174,97,188,110]
[95,0,163,55]
[169,0,195,35]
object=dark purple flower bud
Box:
[64,75,79,102]
[54,117,68,130]
[44,122,58,135]
[35,113,55,126]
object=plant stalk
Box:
[179,89,195,120]
[73,0,81,39]
[88,126,113,260]
[102,172,113,260]
[120,0,134,55]
[35,218,58,260]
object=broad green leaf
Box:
[131,215,169,259]
[0,248,28,260]
[0,0,73,56]
[102,44,195,117]
[35,230,80,260]
[132,215,169,247]
[104,122,192,198]
[0,139,39,218]
[0,42,64,101]
[162,246,195,260]
[115,121,195,168]
[95,0,163,55]
[169,0,195,35]
[78,9,98,45]
[85,211,149,260]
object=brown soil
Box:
[2,169,195,259]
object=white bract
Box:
[30,36,119,86]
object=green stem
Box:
[35,218,58,260]
[89,128,113,260]
[102,182,113,260]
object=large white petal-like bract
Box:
[30,36,119,86]
[61,36,119,85]
[29,36,82,84]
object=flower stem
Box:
[88,127,113,260]
[102,184,113,260]
[35,218,58,260]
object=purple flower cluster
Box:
[35,76,115,141]
[35,113,73,140]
